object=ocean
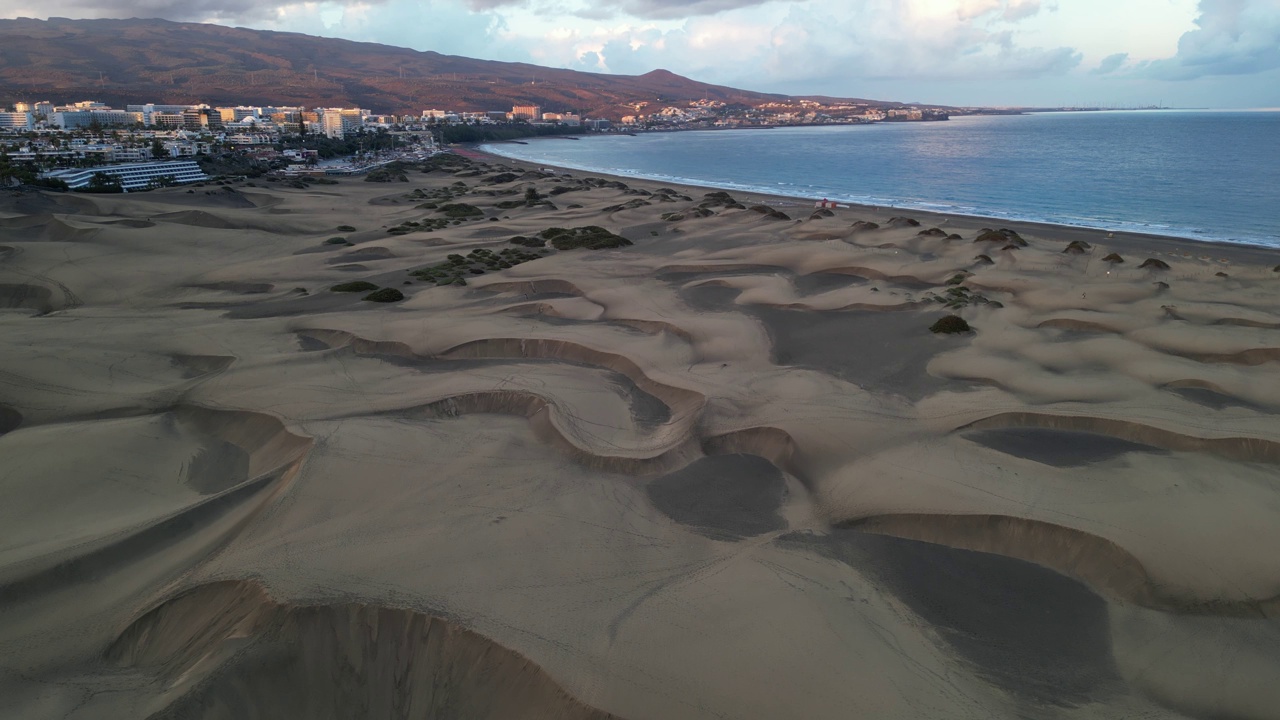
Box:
[481,110,1280,248]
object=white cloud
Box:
[954,0,1045,21]
[1142,0,1280,79]
[519,0,1080,91]
[1092,52,1129,74]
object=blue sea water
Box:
[481,110,1280,248]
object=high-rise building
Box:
[319,112,343,138]
[181,107,223,131]
[151,113,185,129]
[511,105,542,121]
[319,108,365,138]
[0,112,34,130]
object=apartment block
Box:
[511,105,542,121]
[43,160,208,191]
[0,112,34,130]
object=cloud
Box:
[957,0,1045,22]
[572,0,1047,22]
[327,1,516,57]
[531,0,1080,90]
[465,0,524,9]
[1144,0,1280,79]
[610,0,772,19]
[1092,51,1129,74]
[473,0,769,19]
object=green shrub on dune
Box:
[438,203,484,218]
[330,281,378,293]
[408,246,544,286]
[363,288,405,303]
[749,205,791,220]
[365,162,410,182]
[538,226,632,250]
[975,228,1027,246]
[930,315,972,334]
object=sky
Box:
[6,0,1280,107]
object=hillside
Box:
[0,17,901,118]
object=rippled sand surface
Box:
[2,155,1279,720]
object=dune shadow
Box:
[781,528,1124,708]
[0,403,21,435]
[682,283,968,400]
[964,427,1169,467]
[0,283,63,314]
[646,454,786,540]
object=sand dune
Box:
[107,580,621,720]
[2,156,1279,720]
[0,405,309,606]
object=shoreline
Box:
[468,144,1280,267]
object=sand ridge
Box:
[1,154,1279,719]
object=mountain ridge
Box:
[0,17,908,118]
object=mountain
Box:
[0,18,902,118]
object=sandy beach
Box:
[2,150,1279,720]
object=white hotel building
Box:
[0,112,34,130]
[51,109,144,129]
[43,161,208,191]
[318,108,367,138]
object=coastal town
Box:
[0,97,952,191]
